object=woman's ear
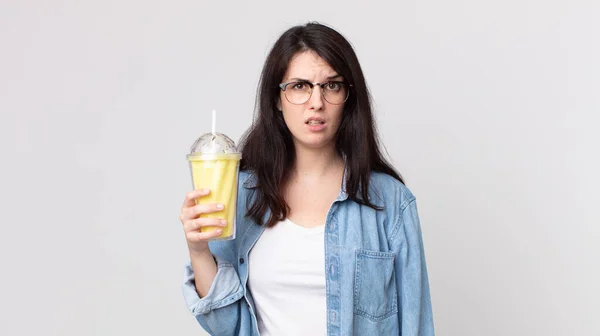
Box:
[276,98,282,112]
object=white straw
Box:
[211,109,216,136]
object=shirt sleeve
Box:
[389,199,435,336]
[182,256,246,335]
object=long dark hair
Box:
[239,22,403,227]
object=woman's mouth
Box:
[305,118,326,131]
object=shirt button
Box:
[330,310,336,322]
[239,257,245,264]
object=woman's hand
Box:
[179,189,227,255]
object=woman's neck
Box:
[291,144,344,181]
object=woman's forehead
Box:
[284,51,339,80]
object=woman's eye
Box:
[327,82,341,91]
[292,83,307,90]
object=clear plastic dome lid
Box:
[188,132,239,155]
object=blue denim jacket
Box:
[182,170,434,336]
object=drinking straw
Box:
[212,109,216,137]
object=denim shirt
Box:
[182,170,435,336]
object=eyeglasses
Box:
[278,81,352,105]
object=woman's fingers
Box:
[184,218,227,232]
[179,190,225,251]
[181,189,210,209]
[186,228,224,242]
[182,203,225,220]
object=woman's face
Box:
[278,51,346,151]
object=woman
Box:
[180,22,434,335]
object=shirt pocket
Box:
[353,249,398,321]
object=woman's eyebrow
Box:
[286,75,342,82]
[287,77,310,82]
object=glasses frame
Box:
[278,80,353,105]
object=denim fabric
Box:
[183,170,434,336]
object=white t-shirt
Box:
[247,218,327,336]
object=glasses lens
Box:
[284,82,312,105]
[323,82,349,105]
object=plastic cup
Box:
[186,132,241,240]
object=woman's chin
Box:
[293,136,335,150]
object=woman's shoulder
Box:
[368,171,416,210]
[239,169,257,189]
[367,171,421,244]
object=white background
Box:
[1,0,598,335]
